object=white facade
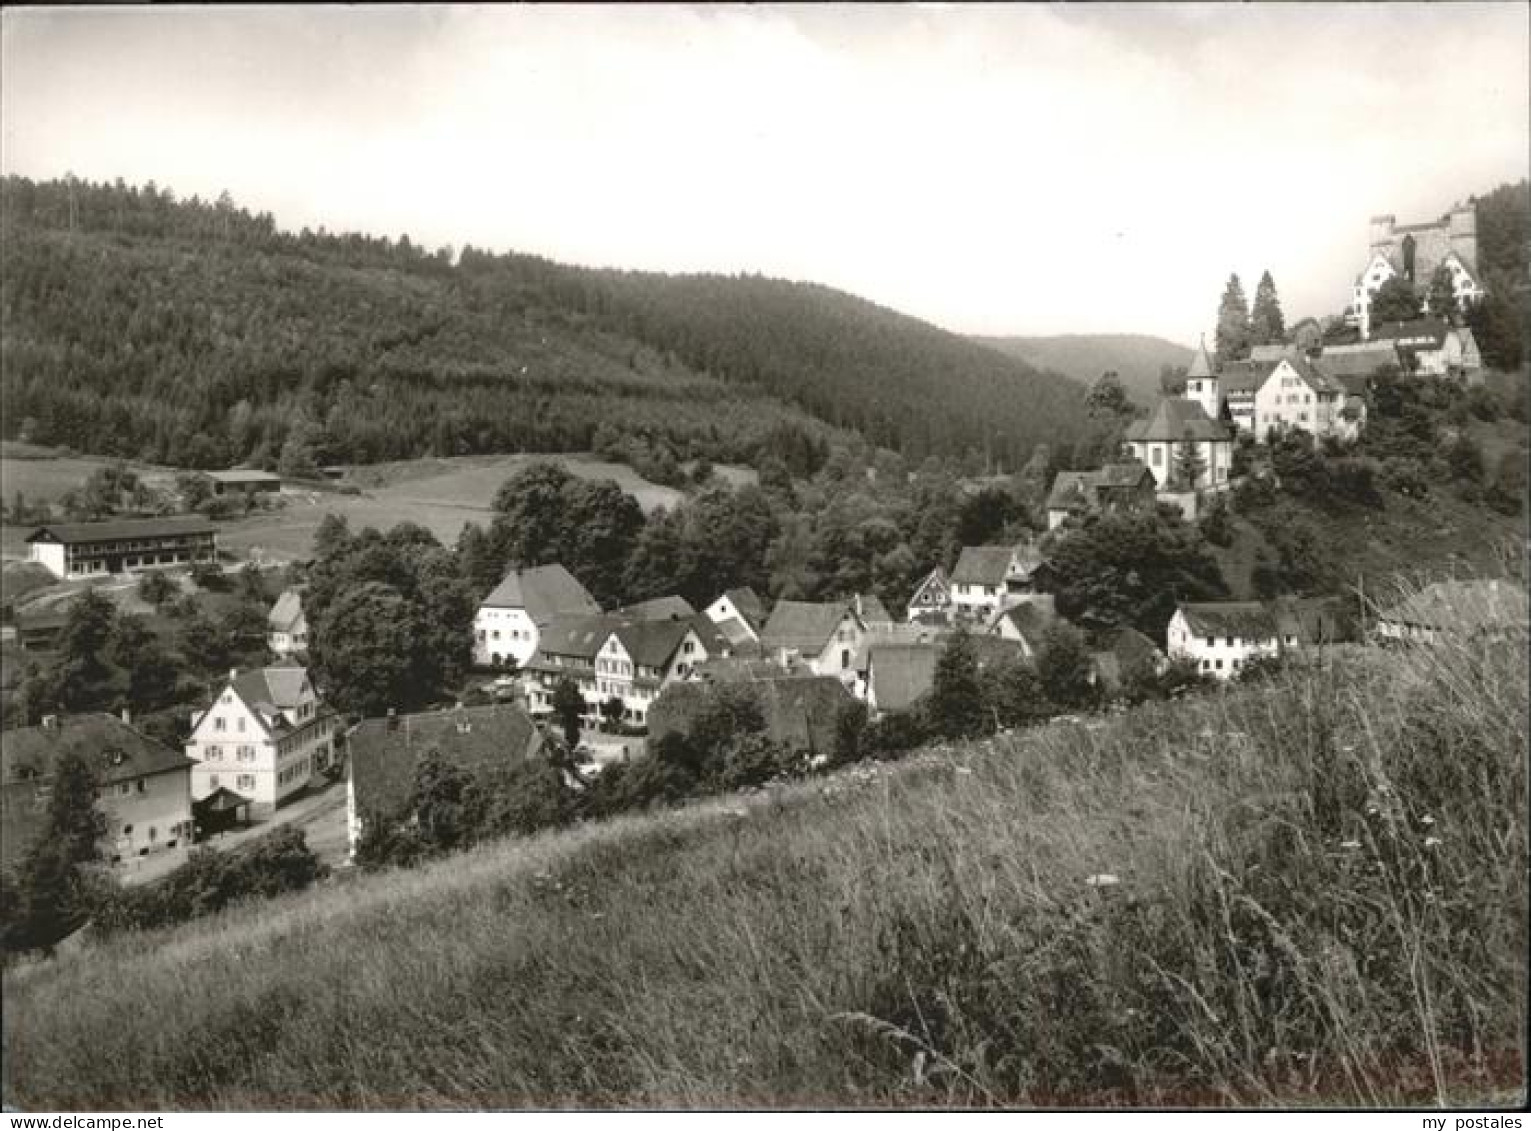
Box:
[29,541,66,579]
[704,594,760,642]
[1126,437,1231,491]
[474,606,540,669]
[100,766,194,863]
[1351,252,1483,340]
[1185,374,1221,424]
[1252,359,1354,443]
[801,612,866,680]
[185,671,335,818]
[1166,609,1278,681]
[950,579,1007,622]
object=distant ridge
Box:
[975,333,1194,405]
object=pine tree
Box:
[1215,274,1252,366]
[928,626,985,739]
[8,750,106,954]
[1250,271,1286,345]
[1172,429,1208,490]
[1426,265,1460,322]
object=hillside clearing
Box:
[4,635,1524,1110]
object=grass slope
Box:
[5,631,1524,1109]
[976,333,1194,405]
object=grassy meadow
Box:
[3,632,1525,1109]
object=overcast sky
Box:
[3,4,1527,345]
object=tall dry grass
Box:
[3,618,1525,1109]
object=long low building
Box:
[25,516,218,580]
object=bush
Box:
[711,734,801,792]
[864,706,931,758]
[189,561,229,591]
[1197,493,1234,547]
[1381,457,1430,499]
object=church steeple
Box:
[1184,335,1221,421]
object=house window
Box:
[1225,636,1233,647]
[122,824,133,836]
[117,782,131,797]
[237,717,245,732]
[214,717,227,732]
[238,774,255,790]
[1215,659,1223,670]
[209,774,220,789]
[206,745,221,761]
[136,779,146,793]
[1152,447,1163,466]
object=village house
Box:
[1370,319,1482,381]
[1252,356,1364,443]
[614,595,696,622]
[904,565,952,624]
[346,702,543,861]
[1088,626,1168,697]
[758,599,867,681]
[473,564,601,670]
[1124,396,1232,492]
[703,587,766,649]
[1214,360,1263,435]
[863,644,941,718]
[1374,579,1528,645]
[522,614,712,727]
[1045,463,1157,530]
[2,712,195,869]
[986,595,1059,659]
[851,622,947,699]
[852,592,895,631]
[184,663,339,820]
[25,516,218,581]
[201,469,282,497]
[1166,602,1280,679]
[949,543,1044,620]
[267,587,308,655]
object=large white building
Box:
[1252,356,1364,443]
[25,516,218,580]
[1123,397,1233,492]
[473,564,601,669]
[1166,602,1279,680]
[184,664,338,819]
[758,600,868,683]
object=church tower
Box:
[1184,336,1220,421]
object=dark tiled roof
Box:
[853,593,894,625]
[952,546,1014,587]
[1094,462,1154,489]
[990,599,1057,651]
[535,614,622,661]
[1218,359,1277,395]
[1046,465,1151,512]
[231,663,313,713]
[710,616,759,649]
[348,703,543,819]
[612,618,696,669]
[867,644,940,712]
[26,516,216,545]
[1278,356,1346,396]
[760,600,856,653]
[722,587,766,626]
[1178,602,1278,640]
[480,564,600,623]
[1124,397,1230,443]
[615,595,696,621]
[2,713,194,788]
[1315,342,1401,380]
[693,655,811,682]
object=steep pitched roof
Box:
[25,516,216,545]
[1377,579,1528,635]
[231,663,313,713]
[760,600,857,653]
[1218,359,1278,396]
[1123,397,1230,443]
[1272,356,1346,396]
[853,622,948,672]
[989,599,1057,651]
[479,564,600,623]
[1314,342,1401,380]
[348,703,543,820]
[1046,472,1095,513]
[710,615,759,650]
[533,614,622,662]
[1177,602,1278,640]
[1100,625,1164,669]
[612,618,696,669]
[952,546,1014,587]
[867,645,941,713]
[267,588,306,632]
[1094,462,1155,489]
[722,587,765,626]
[853,593,893,625]
[2,713,194,788]
[1186,337,1216,379]
[615,595,696,622]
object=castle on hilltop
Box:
[1349,203,1482,339]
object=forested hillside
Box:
[1467,179,1530,371]
[0,176,1086,473]
[975,333,1193,405]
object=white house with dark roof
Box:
[1124,397,1233,491]
[2,712,195,868]
[522,614,712,727]
[184,663,338,818]
[267,588,308,655]
[25,516,218,580]
[704,587,765,648]
[905,566,952,624]
[1253,356,1364,443]
[1166,602,1280,679]
[950,543,1044,621]
[759,599,867,681]
[473,564,601,669]
[1370,319,1482,380]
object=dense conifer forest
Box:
[0,176,1087,473]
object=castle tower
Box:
[1368,214,1397,259]
[1184,336,1220,421]
[1447,203,1478,274]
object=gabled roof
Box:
[907,565,950,604]
[1218,359,1278,396]
[867,645,941,713]
[1099,625,1164,669]
[480,564,600,623]
[1267,356,1346,396]
[989,599,1057,651]
[721,587,765,626]
[1377,580,1528,635]
[760,600,858,653]
[1176,602,1278,640]
[615,595,696,622]
[231,663,313,714]
[952,546,1015,587]
[711,615,761,649]
[853,593,893,625]
[2,714,194,788]
[853,623,948,672]
[1123,397,1230,443]
[1046,472,1095,514]
[348,703,543,820]
[1314,341,1401,379]
[1094,462,1155,490]
[1046,465,1151,512]
[267,588,306,632]
[25,516,216,545]
[612,618,697,669]
[693,655,812,683]
[534,614,622,662]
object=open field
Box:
[4,632,1524,1109]
[2,451,701,565]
